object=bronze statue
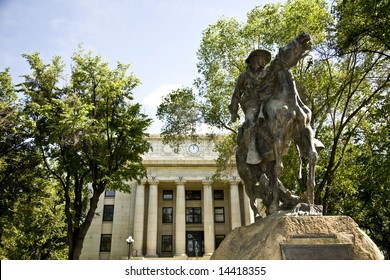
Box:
[231,32,324,218]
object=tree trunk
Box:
[68,186,104,260]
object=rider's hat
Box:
[245,49,271,64]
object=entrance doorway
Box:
[186,231,204,257]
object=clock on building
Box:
[188,143,199,155]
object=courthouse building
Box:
[80,135,254,260]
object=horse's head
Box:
[295,32,312,55]
[276,32,312,69]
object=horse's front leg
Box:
[273,139,284,176]
[268,140,283,214]
[299,127,319,205]
[306,149,318,205]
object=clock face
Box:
[188,144,199,154]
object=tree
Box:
[157,87,202,152]
[352,100,389,259]
[335,0,390,56]
[1,69,67,259]
[325,94,390,258]
[316,0,390,257]
[309,47,389,212]
[0,177,67,260]
[311,0,390,212]
[0,68,22,226]
[20,50,151,259]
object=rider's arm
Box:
[229,75,243,122]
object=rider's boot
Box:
[246,129,261,165]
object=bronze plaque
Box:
[281,244,352,260]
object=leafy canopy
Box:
[19,49,151,259]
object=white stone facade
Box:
[80,135,254,260]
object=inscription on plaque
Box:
[281,234,352,260]
[290,233,337,239]
[281,244,352,260]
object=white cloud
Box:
[142,84,182,107]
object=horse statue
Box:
[235,32,324,218]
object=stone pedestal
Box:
[211,215,383,260]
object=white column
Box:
[244,193,255,225]
[230,180,242,229]
[146,180,159,257]
[203,181,215,256]
[175,180,187,257]
[132,182,145,257]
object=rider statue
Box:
[230,33,325,217]
[228,49,272,165]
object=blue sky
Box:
[0,0,283,133]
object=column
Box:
[203,180,215,256]
[175,180,187,257]
[230,180,242,229]
[132,182,145,257]
[146,180,159,257]
[244,193,255,225]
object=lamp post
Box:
[126,236,134,260]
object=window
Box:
[163,190,173,200]
[161,235,172,252]
[214,190,224,200]
[103,205,114,221]
[185,190,201,200]
[214,207,225,223]
[100,234,112,252]
[105,190,115,197]
[162,207,173,223]
[186,207,202,223]
[215,235,225,249]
